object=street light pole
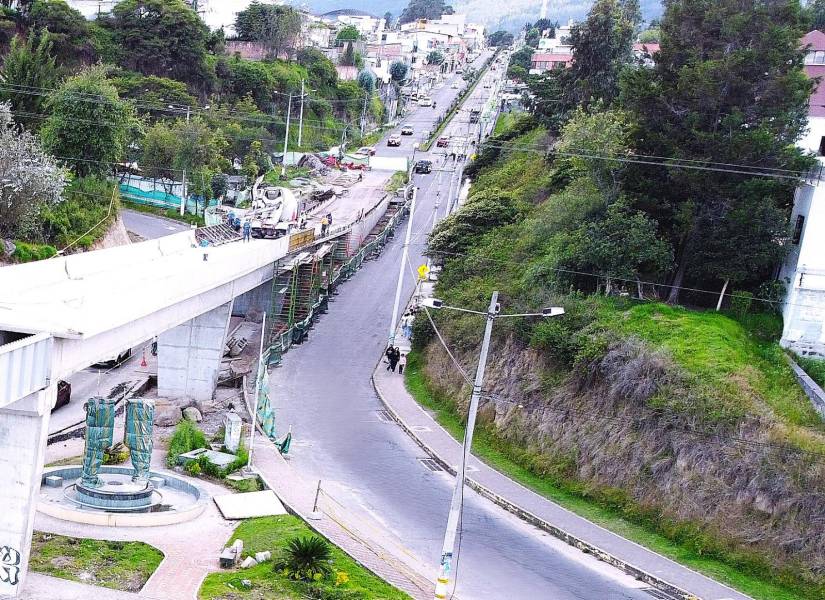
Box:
[179,105,191,216]
[388,186,417,347]
[434,291,499,600]
[281,92,293,178]
[297,79,306,148]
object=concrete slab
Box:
[214,490,286,519]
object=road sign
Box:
[417,264,430,280]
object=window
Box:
[792,215,805,245]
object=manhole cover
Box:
[418,458,444,472]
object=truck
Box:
[249,184,300,239]
[469,109,481,124]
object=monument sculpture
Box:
[75,397,157,510]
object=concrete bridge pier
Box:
[0,385,54,598]
[157,300,234,403]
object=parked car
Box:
[401,125,414,136]
[355,146,376,156]
[93,348,132,367]
[451,81,460,89]
[53,380,71,412]
[436,137,450,148]
[387,135,402,147]
[418,96,433,107]
[414,160,433,174]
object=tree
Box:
[525,27,540,48]
[507,65,528,81]
[534,18,557,36]
[357,69,375,94]
[0,101,65,240]
[509,46,533,71]
[0,31,59,131]
[211,172,228,201]
[566,0,635,109]
[141,121,179,183]
[297,47,338,91]
[340,41,355,66]
[108,0,210,87]
[399,0,454,25]
[336,25,360,42]
[390,60,409,83]
[384,12,393,28]
[41,67,138,177]
[28,0,93,65]
[234,2,302,59]
[620,0,813,303]
[426,50,444,65]
[488,30,514,47]
[810,0,825,29]
[638,27,659,43]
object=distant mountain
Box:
[286,1,662,31]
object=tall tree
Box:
[808,0,825,29]
[399,0,454,24]
[0,31,59,131]
[108,0,210,88]
[234,2,302,59]
[0,101,65,240]
[41,66,138,177]
[28,0,93,65]
[620,0,813,303]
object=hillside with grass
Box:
[412,116,825,600]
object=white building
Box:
[537,20,574,53]
[780,30,825,357]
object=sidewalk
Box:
[372,341,751,600]
[249,423,435,600]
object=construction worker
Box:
[242,219,251,242]
[320,214,329,236]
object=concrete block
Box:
[240,556,257,569]
[231,539,243,561]
[183,407,203,422]
[44,475,63,488]
[254,551,271,563]
[219,547,235,569]
[224,413,242,453]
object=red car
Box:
[436,137,450,148]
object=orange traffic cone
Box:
[140,350,147,368]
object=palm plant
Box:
[277,536,332,581]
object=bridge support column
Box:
[157,301,233,403]
[232,281,272,318]
[0,386,54,598]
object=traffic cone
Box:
[140,350,147,368]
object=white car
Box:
[418,96,433,107]
[451,82,460,89]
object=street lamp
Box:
[408,142,420,179]
[428,291,563,600]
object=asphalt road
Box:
[121,209,191,240]
[271,54,651,600]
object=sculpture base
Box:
[74,475,154,511]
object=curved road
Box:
[271,56,651,600]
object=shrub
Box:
[103,442,129,465]
[184,460,202,476]
[730,291,753,317]
[12,241,57,262]
[166,420,207,467]
[276,536,332,582]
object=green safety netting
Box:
[256,363,277,440]
[125,399,155,484]
[80,397,116,488]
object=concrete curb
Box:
[371,371,702,600]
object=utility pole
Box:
[179,105,191,216]
[360,92,369,138]
[297,79,306,148]
[281,92,292,178]
[388,186,417,346]
[434,291,499,600]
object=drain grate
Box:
[641,589,679,600]
[375,410,394,423]
[419,458,444,472]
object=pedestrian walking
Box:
[387,346,400,372]
[398,353,407,375]
[200,237,210,261]
[327,212,333,226]
[401,312,414,339]
[242,219,251,242]
[321,214,329,236]
[386,345,395,371]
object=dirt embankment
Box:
[421,335,825,585]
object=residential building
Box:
[780,30,825,357]
[530,53,573,74]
